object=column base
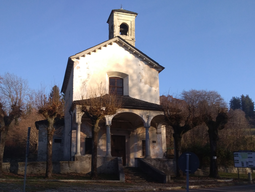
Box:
[74,154,84,161]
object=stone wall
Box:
[2,163,10,173]
[3,156,118,175]
[60,155,118,174]
[36,120,64,162]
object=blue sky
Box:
[1,0,254,105]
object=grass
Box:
[173,172,255,181]
[250,128,255,135]
[219,172,255,180]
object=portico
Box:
[71,96,166,166]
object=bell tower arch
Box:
[107,8,138,46]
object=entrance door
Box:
[111,135,126,165]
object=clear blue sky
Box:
[1,0,254,106]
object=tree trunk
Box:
[208,127,218,178]
[0,130,7,177]
[173,132,183,178]
[91,119,100,179]
[46,120,55,178]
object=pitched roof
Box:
[107,8,138,23]
[72,95,162,112]
[61,36,164,93]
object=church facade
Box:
[61,8,166,166]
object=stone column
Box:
[76,122,81,156]
[105,115,114,157]
[105,125,112,157]
[75,109,84,156]
[156,124,163,158]
[145,125,151,158]
[161,124,167,158]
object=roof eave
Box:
[107,9,138,23]
[70,37,164,72]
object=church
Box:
[61,8,167,167]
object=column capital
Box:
[105,115,114,126]
[142,114,153,128]
[75,111,84,124]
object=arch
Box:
[107,71,128,79]
[111,112,144,129]
[150,114,167,128]
[120,23,129,35]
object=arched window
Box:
[109,77,123,95]
[120,23,128,35]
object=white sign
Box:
[234,151,255,168]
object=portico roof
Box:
[71,95,162,112]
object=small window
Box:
[120,23,128,35]
[109,77,123,96]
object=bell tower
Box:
[107,8,138,46]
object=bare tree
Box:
[182,90,228,178]
[220,109,251,151]
[5,108,43,160]
[160,95,202,177]
[37,85,64,178]
[80,89,122,179]
[0,73,29,176]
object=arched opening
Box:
[120,23,128,35]
[111,112,144,165]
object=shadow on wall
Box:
[121,56,159,104]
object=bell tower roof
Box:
[107,8,138,46]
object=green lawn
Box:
[219,172,255,180]
[250,128,255,135]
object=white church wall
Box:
[72,42,160,104]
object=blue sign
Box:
[178,152,200,174]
